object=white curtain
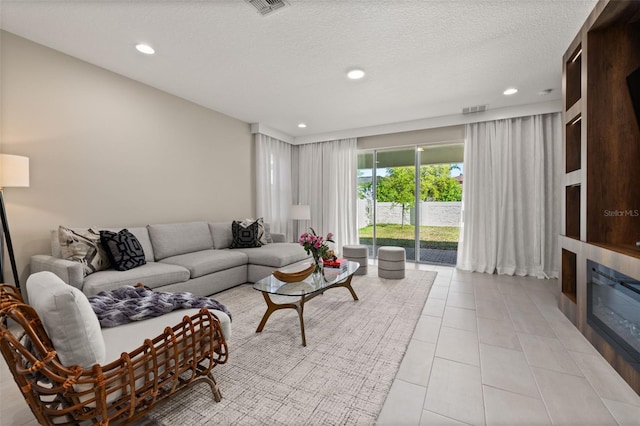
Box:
[255,133,293,237]
[296,138,358,251]
[457,113,561,278]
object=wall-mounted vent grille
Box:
[245,0,289,16]
[462,105,487,114]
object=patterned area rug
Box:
[147,268,435,425]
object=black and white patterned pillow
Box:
[100,229,146,271]
[59,226,111,276]
[239,217,268,245]
[230,221,261,248]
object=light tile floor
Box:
[377,264,640,425]
[2,264,640,425]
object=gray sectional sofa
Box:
[31,221,311,297]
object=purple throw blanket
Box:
[89,285,232,328]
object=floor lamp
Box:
[0,154,30,290]
[290,204,311,242]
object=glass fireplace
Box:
[587,260,640,372]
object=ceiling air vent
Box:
[245,0,290,16]
[462,105,487,114]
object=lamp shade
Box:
[0,154,30,188]
[291,204,311,220]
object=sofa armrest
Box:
[271,232,286,243]
[30,255,84,290]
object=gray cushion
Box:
[82,262,190,296]
[209,222,233,249]
[231,243,310,268]
[160,266,247,296]
[147,222,213,260]
[160,249,248,279]
[270,232,286,243]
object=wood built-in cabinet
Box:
[560,0,640,394]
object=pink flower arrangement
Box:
[299,228,334,263]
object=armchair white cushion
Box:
[27,271,106,368]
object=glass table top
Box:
[253,261,360,296]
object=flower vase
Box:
[312,253,324,280]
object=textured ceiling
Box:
[0,0,598,139]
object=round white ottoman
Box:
[342,244,368,275]
[377,246,406,279]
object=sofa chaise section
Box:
[233,245,314,283]
[208,222,311,283]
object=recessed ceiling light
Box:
[503,88,518,95]
[538,88,553,95]
[347,69,365,80]
[135,43,155,55]
[298,123,307,128]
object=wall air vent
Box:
[245,0,290,16]
[462,105,487,114]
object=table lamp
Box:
[291,204,311,242]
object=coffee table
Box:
[253,261,360,346]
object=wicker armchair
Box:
[0,283,228,425]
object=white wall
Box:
[357,125,464,150]
[419,202,462,227]
[358,200,461,228]
[0,31,254,285]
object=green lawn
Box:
[358,223,459,250]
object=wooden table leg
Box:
[256,292,308,347]
[255,270,360,347]
[298,295,307,347]
[334,275,359,301]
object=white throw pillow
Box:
[27,271,106,368]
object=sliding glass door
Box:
[357,143,464,265]
[416,144,464,265]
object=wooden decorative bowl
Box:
[272,263,316,283]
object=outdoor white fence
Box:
[358,200,461,228]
